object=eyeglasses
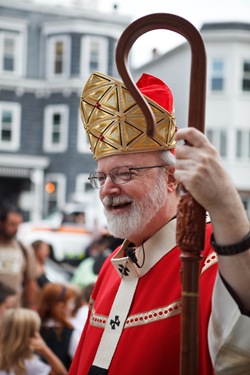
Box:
[88,165,166,189]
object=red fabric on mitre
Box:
[136,73,174,114]
[136,73,176,154]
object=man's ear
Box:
[166,166,179,193]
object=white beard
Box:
[102,173,168,239]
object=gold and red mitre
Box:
[80,71,177,161]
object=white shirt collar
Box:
[111,218,177,278]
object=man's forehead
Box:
[97,151,159,170]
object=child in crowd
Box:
[0,308,67,375]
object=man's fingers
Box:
[174,127,207,148]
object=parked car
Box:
[30,257,74,285]
[18,202,105,265]
[45,258,73,284]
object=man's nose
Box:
[100,175,121,195]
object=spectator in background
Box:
[71,236,110,289]
[71,235,123,289]
[38,283,81,371]
[0,281,17,320]
[68,282,95,334]
[0,206,37,308]
[0,308,67,375]
[32,240,51,288]
[73,212,86,224]
[62,211,85,225]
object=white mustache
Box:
[102,195,133,207]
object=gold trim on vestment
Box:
[89,251,217,330]
[89,299,182,330]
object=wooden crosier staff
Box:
[115,13,207,375]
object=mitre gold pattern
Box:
[80,71,177,161]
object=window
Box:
[206,129,214,145]
[0,32,21,76]
[236,129,250,159]
[74,174,106,228]
[46,36,71,78]
[236,130,243,158]
[44,174,66,215]
[0,102,21,151]
[55,40,64,74]
[206,128,227,157]
[76,174,92,194]
[219,130,227,158]
[43,105,69,152]
[3,36,15,71]
[210,59,224,91]
[242,60,250,91]
[242,198,250,219]
[249,132,250,159]
[0,19,27,77]
[77,116,91,153]
[80,36,108,80]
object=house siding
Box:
[0,0,130,219]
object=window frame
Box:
[77,115,91,154]
[0,31,23,76]
[46,35,71,79]
[43,105,69,152]
[242,197,250,219]
[206,128,228,158]
[76,173,93,195]
[0,102,21,151]
[210,58,225,92]
[242,60,250,92]
[236,129,250,160]
[80,35,108,80]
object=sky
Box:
[33,0,250,67]
[97,0,250,67]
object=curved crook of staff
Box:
[115,13,207,375]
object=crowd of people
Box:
[0,205,109,374]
